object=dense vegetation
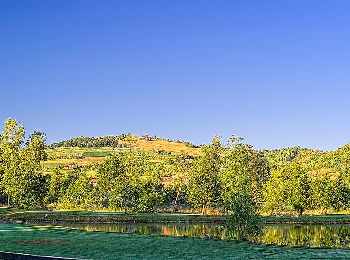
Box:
[50,135,126,148]
[2,118,350,218]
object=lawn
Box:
[1,223,350,259]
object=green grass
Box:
[1,223,350,259]
[46,147,123,160]
[81,150,113,157]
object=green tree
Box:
[119,150,165,212]
[285,163,310,216]
[221,136,269,211]
[97,150,166,212]
[164,154,192,212]
[226,193,261,241]
[220,136,266,240]
[25,131,48,162]
[263,170,288,214]
[0,118,25,205]
[188,136,222,214]
[264,163,310,216]
[96,155,125,208]
[0,118,48,209]
[309,173,333,212]
[46,168,66,206]
[61,170,94,209]
[328,174,350,211]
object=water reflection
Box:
[61,223,350,248]
[64,223,226,239]
[261,225,350,248]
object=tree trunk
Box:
[172,191,180,213]
[298,208,303,217]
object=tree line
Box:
[1,118,350,217]
[50,134,198,149]
[50,135,126,148]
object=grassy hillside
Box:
[118,137,201,155]
[42,135,200,177]
[43,135,350,180]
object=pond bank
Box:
[0,210,223,224]
[1,209,350,225]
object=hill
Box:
[43,134,201,175]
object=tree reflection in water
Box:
[261,225,350,248]
[61,223,350,248]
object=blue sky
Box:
[1,0,350,150]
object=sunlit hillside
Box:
[42,135,201,176]
[118,137,201,156]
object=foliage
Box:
[188,136,222,214]
[60,171,94,209]
[96,150,165,212]
[0,119,48,209]
[164,154,192,211]
[221,137,269,210]
[4,118,350,217]
[263,170,288,214]
[263,163,310,216]
[225,194,261,241]
[50,135,127,148]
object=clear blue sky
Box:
[1,0,350,150]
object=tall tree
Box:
[97,154,126,209]
[0,119,25,206]
[165,154,192,212]
[263,170,288,214]
[221,136,269,211]
[285,163,310,216]
[25,131,48,162]
[0,119,48,208]
[263,162,310,216]
[188,136,222,214]
[97,150,165,212]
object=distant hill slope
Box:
[117,138,201,156]
[43,135,200,176]
[48,134,201,158]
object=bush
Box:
[225,194,261,241]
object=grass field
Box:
[1,223,350,259]
[118,138,201,156]
[46,147,123,160]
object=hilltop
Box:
[43,134,201,174]
[48,134,201,156]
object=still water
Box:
[60,223,350,249]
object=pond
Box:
[59,223,350,249]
